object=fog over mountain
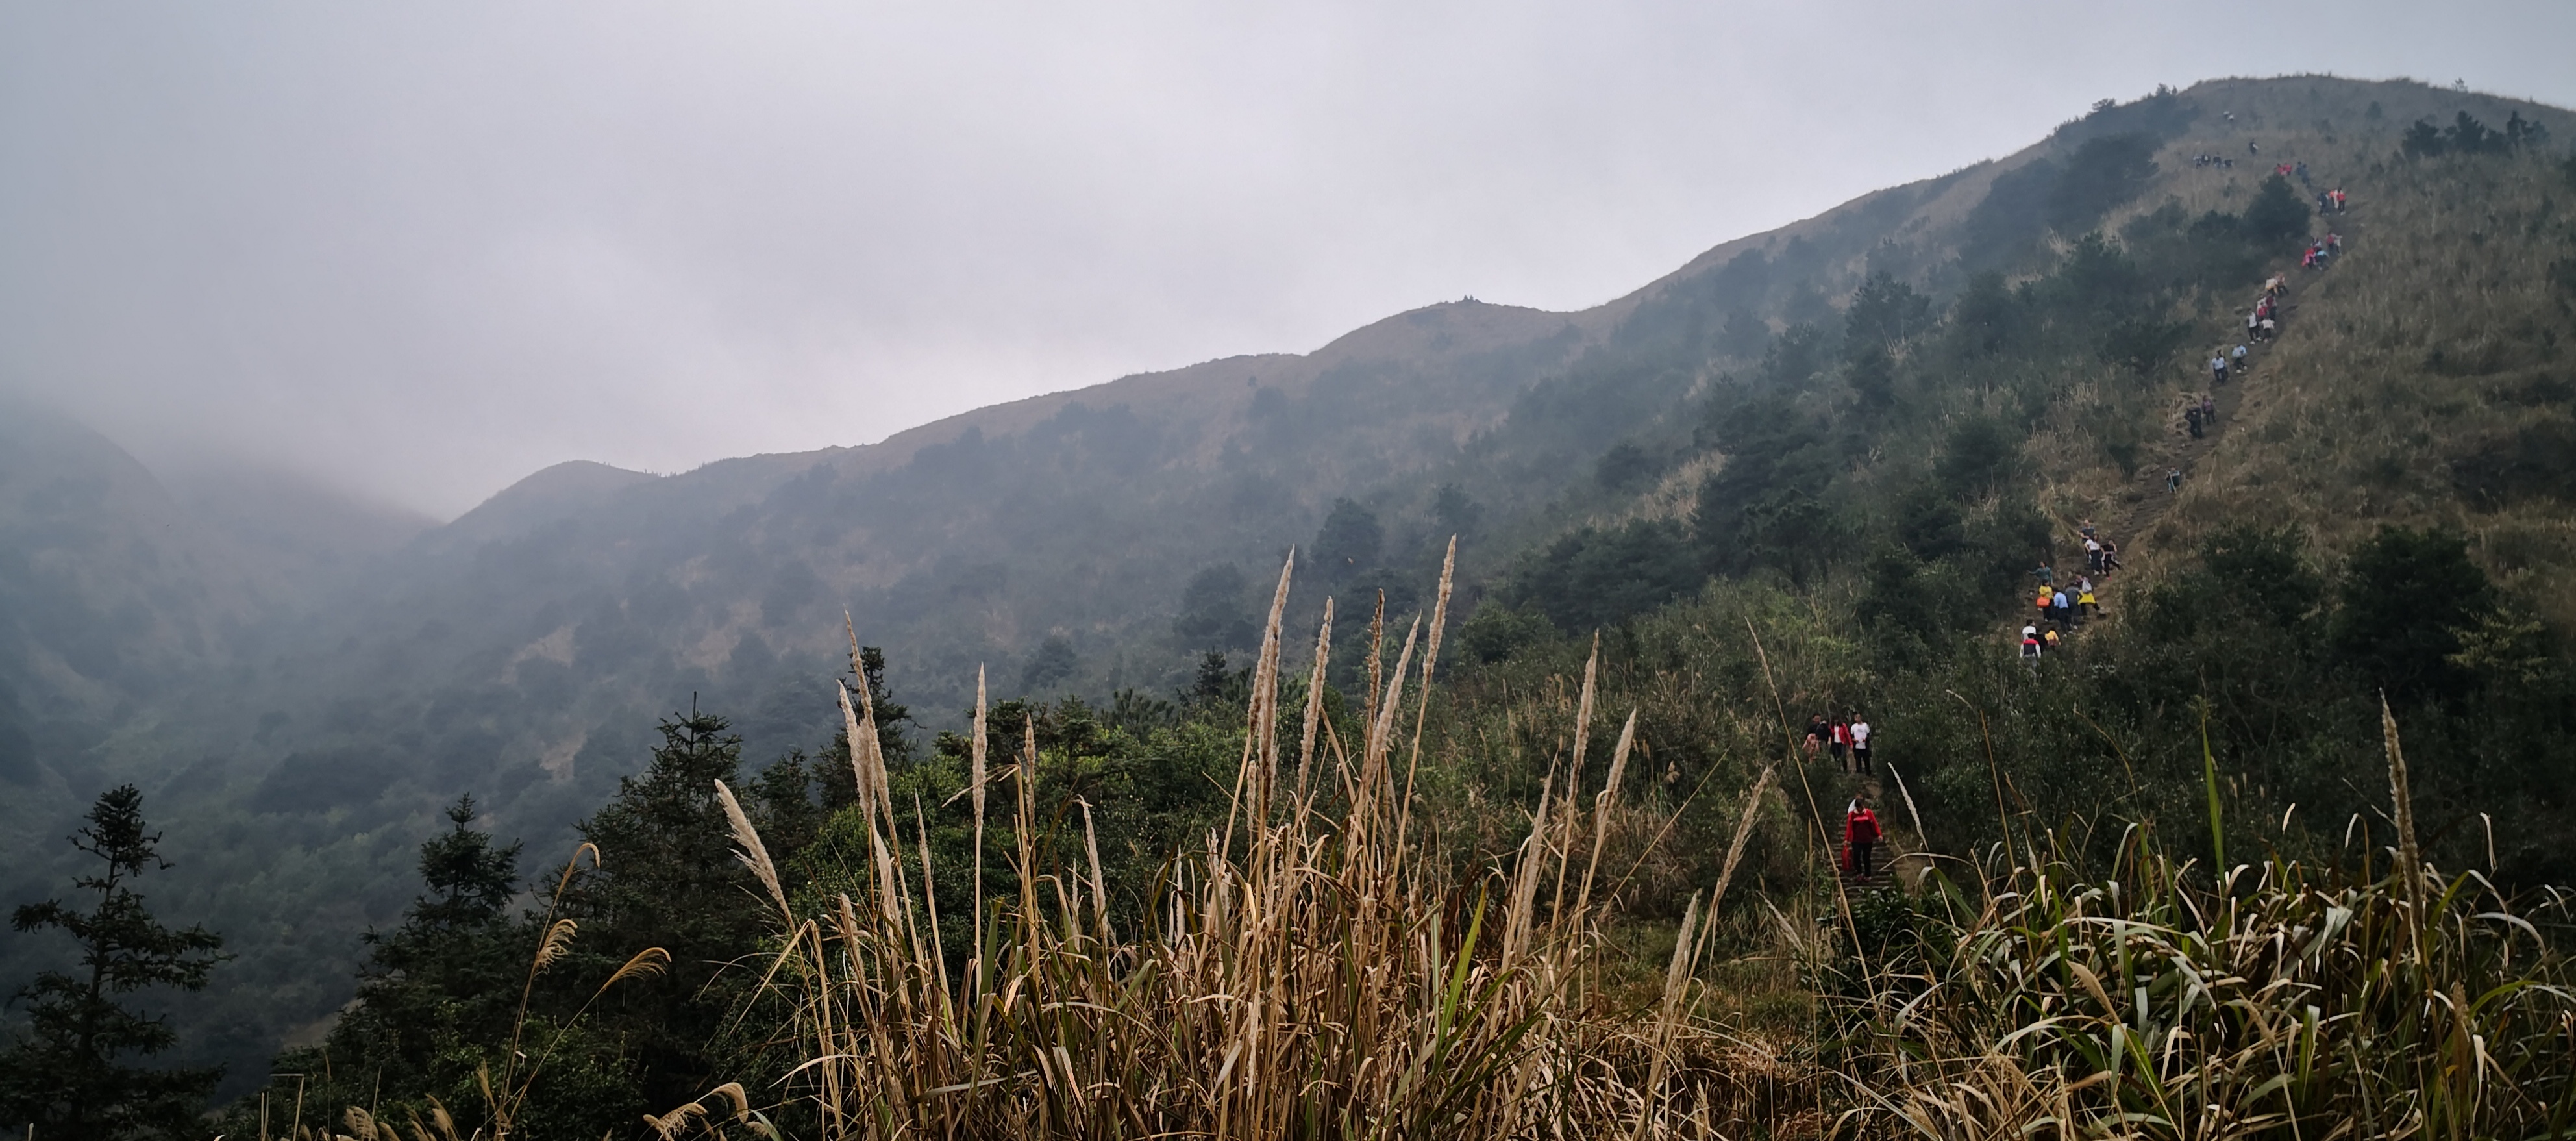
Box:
[8,2,2576,1118]
[6,3,2574,516]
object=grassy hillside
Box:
[6,73,2575,1103]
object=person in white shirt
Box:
[1850,716,1872,775]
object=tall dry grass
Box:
[649,545,1810,1140]
[602,552,2570,1141]
[1836,701,2576,1141]
[301,562,2574,1141]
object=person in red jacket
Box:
[1846,797,1884,879]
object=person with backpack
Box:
[2022,625,2043,660]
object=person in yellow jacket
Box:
[2077,583,2098,623]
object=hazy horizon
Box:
[8,1,2575,520]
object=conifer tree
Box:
[1,785,227,1140]
[561,706,765,1111]
[300,796,526,1109]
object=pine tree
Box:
[2,785,227,1140]
[2240,174,2313,244]
[295,796,527,1114]
[227,795,644,1140]
[560,705,766,1112]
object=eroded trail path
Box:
[2096,215,2353,561]
[1880,212,2357,874]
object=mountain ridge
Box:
[6,73,2573,1090]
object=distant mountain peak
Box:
[430,460,660,550]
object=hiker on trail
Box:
[2085,536,2104,573]
[2317,190,2334,213]
[2212,353,2229,386]
[2186,403,2205,439]
[1829,716,1852,767]
[2246,312,2261,340]
[2034,561,2053,585]
[2077,581,2098,621]
[2052,588,2073,630]
[2249,140,2260,155]
[2332,188,2347,212]
[2166,467,2184,494]
[1846,797,1884,879]
[2201,394,2216,424]
[2260,317,2277,342]
[2037,585,2056,625]
[2233,343,2249,367]
[2043,627,2062,654]
[2296,160,2310,185]
[2327,232,2343,254]
[1804,714,1826,756]
[2100,538,2122,573]
[2022,625,2043,660]
[1850,715,1872,775]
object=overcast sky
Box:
[6,1,2572,519]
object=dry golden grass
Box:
[628,548,1827,1140]
[296,551,2576,1141]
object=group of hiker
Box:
[1796,713,1890,879]
[2019,525,2122,659]
[1798,712,1888,881]
[2183,390,2218,439]
[2316,186,2349,214]
[1802,712,1874,775]
[2189,152,2238,169]
[2248,287,2285,342]
[2301,232,2343,270]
